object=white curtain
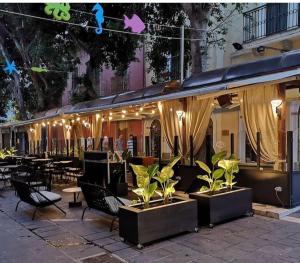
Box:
[239,84,279,163]
[158,100,184,154]
[186,96,214,156]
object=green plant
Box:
[0,149,7,159]
[196,151,227,193]
[130,163,159,209]
[6,147,16,157]
[153,156,181,204]
[218,155,239,190]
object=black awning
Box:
[183,49,300,89]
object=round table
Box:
[62,187,82,207]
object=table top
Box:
[62,187,82,193]
[1,165,19,169]
[32,158,52,162]
[23,156,37,160]
[53,160,72,164]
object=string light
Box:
[109,112,113,116]
[122,110,127,114]
[151,110,155,114]
[76,117,80,121]
[122,114,125,118]
[109,116,112,120]
[42,122,46,127]
[47,121,50,125]
[101,117,105,122]
[139,107,143,112]
[62,119,66,124]
[135,112,139,116]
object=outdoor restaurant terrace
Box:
[2,50,300,261]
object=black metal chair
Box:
[79,179,130,231]
[0,168,11,189]
[11,179,66,220]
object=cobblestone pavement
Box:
[1,186,300,263]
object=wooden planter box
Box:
[119,196,198,248]
[189,187,252,227]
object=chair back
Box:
[11,179,35,205]
[79,179,124,216]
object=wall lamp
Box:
[271,99,283,118]
[176,110,185,122]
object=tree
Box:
[145,3,244,79]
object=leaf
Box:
[153,176,164,185]
[132,188,144,197]
[195,161,211,174]
[199,185,209,192]
[160,166,174,182]
[211,151,227,166]
[148,182,158,198]
[212,168,224,179]
[130,164,149,188]
[197,175,213,183]
[167,156,181,168]
[148,164,159,178]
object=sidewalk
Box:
[2,188,300,263]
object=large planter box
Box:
[119,196,198,248]
[189,187,252,227]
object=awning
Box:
[2,50,300,127]
[183,49,300,89]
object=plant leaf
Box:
[197,175,213,183]
[148,182,158,197]
[212,151,227,166]
[199,185,209,192]
[212,168,224,179]
[195,161,211,174]
[148,164,159,178]
[167,156,181,168]
[160,166,174,182]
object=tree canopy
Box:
[0,3,243,120]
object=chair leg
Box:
[15,200,21,211]
[81,206,88,220]
[110,217,117,232]
[32,207,38,220]
[52,203,66,215]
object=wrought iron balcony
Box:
[243,3,300,43]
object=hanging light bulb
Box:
[109,112,113,116]
[122,114,125,119]
[109,116,112,120]
[140,107,143,112]
[42,122,46,127]
[62,119,66,124]
[122,110,127,114]
[71,119,75,123]
[96,113,100,120]
[101,117,105,122]
[135,112,139,116]
[47,121,50,125]
[76,117,80,121]
[151,110,155,114]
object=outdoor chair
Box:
[11,179,66,220]
[0,168,11,189]
[78,179,130,231]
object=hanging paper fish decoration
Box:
[124,14,145,33]
[31,66,48,73]
[44,3,71,21]
[92,3,104,34]
[4,60,18,75]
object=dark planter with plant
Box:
[189,151,253,228]
[119,157,198,248]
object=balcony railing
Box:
[243,3,300,43]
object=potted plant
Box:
[189,152,252,228]
[119,157,198,249]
